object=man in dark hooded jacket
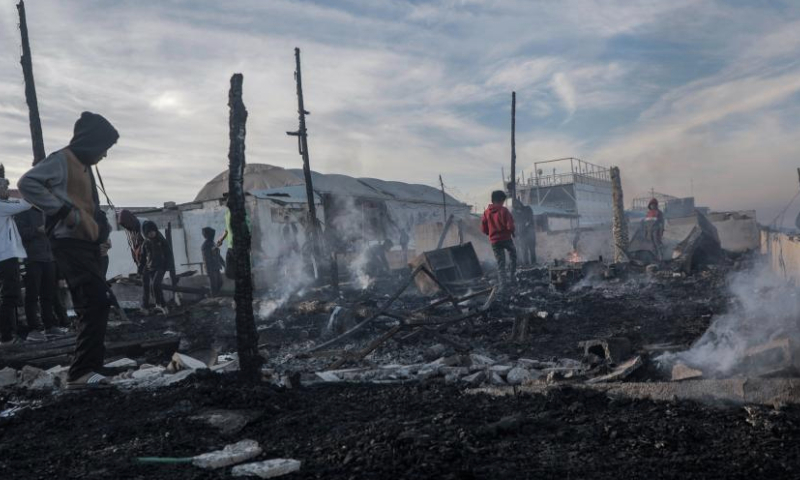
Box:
[141,220,172,314]
[18,112,118,389]
[201,227,225,296]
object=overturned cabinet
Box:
[409,242,483,295]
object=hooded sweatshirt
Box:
[18,112,119,244]
[141,221,173,272]
[481,203,515,244]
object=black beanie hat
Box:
[68,112,119,165]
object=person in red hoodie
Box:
[481,190,517,285]
[644,198,665,258]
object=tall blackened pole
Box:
[227,73,262,381]
[287,47,320,269]
[509,91,516,204]
[17,0,45,165]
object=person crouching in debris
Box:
[140,221,172,315]
[0,178,32,346]
[644,198,665,260]
[201,227,225,296]
[482,190,517,287]
[18,111,118,389]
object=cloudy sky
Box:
[1,0,799,224]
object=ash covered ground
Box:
[4,261,799,479]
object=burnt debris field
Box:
[5,260,800,479]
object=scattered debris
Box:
[167,353,210,373]
[232,459,302,478]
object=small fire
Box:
[566,250,583,263]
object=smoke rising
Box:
[658,262,800,377]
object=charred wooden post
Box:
[509,91,516,203]
[227,73,262,380]
[17,0,46,165]
[287,47,320,273]
[610,166,629,263]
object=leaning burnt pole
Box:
[17,0,46,165]
[227,74,262,380]
[287,47,320,270]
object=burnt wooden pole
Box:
[610,166,629,263]
[509,91,516,205]
[438,174,447,223]
[227,73,262,380]
[17,0,46,165]
[287,47,320,271]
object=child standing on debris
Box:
[18,111,118,389]
[141,221,172,315]
[481,190,517,286]
[201,227,225,296]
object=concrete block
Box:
[232,459,302,478]
[193,439,263,469]
[671,363,703,382]
[0,367,18,388]
[586,356,642,384]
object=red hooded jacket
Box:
[481,203,515,244]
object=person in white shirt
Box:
[0,178,32,345]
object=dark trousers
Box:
[492,239,517,283]
[24,260,56,331]
[143,270,166,307]
[208,268,223,296]
[100,255,109,277]
[52,240,111,381]
[0,258,20,342]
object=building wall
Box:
[573,179,613,227]
[762,231,800,284]
[706,211,760,253]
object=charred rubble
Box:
[6,240,800,478]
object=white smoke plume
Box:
[658,262,800,377]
